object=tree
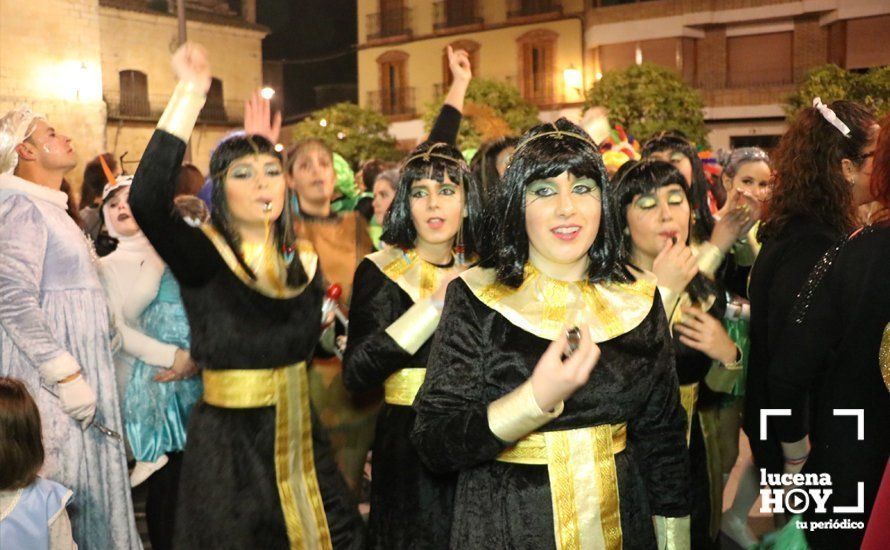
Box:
[584,63,709,147]
[290,102,401,168]
[422,78,539,149]
[785,64,890,119]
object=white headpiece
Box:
[812,97,851,138]
[0,105,45,175]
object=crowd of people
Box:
[0,41,887,550]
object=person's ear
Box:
[14,141,38,162]
[840,158,858,185]
[721,172,733,193]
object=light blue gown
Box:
[124,269,202,462]
[0,175,142,549]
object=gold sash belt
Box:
[495,423,627,550]
[383,368,426,406]
[679,382,699,446]
[203,363,332,550]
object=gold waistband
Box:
[497,423,627,465]
[201,363,332,549]
[383,368,426,406]
[496,423,627,550]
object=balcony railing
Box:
[368,87,416,116]
[367,7,412,41]
[506,74,562,106]
[433,0,483,30]
[104,92,243,124]
[699,67,794,90]
[507,0,562,19]
[433,83,447,98]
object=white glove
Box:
[58,374,97,428]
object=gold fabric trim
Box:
[368,247,445,303]
[202,364,332,549]
[384,300,441,355]
[679,383,699,446]
[698,408,724,540]
[881,323,890,394]
[693,241,724,279]
[461,265,656,343]
[487,380,564,443]
[199,224,317,299]
[653,515,691,550]
[157,80,206,142]
[496,423,627,550]
[383,368,426,406]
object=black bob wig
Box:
[610,159,717,302]
[641,131,716,244]
[209,132,308,287]
[481,117,628,288]
[381,141,483,260]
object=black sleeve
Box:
[411,279,508,473]
[128,130,221,287]
[426,104,462,146]
[342,259,417,393]
[628,300,692,517]
[760,233,835,440]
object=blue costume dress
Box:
[125,269,202,462]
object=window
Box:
[200,78,227,122]
[517,29,557,105]
[374,50,413,115]
[119,70,149,117]
[846,15,890,69]
[441,40,480,93]
[727,32,792,87]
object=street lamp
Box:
[261,87,275,100]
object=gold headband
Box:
[403,142,468,170]
[506,123,597,169]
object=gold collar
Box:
[367,247,446,303]
[461,264,656,342]
[199,223,318,299]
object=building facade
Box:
[357,0,588,147]
[0,0,266,190]
[356,0,889,149]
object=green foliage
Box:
[785,64,890,119]
[584,63,709,147]
[290,102,401,168]
[422,78,540,149]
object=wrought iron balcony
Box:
[367,87,416,116]
[507,0,562,19]
[433,0,483,30]
[367,7,412,40]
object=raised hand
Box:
[711,188,755,252]
[529,324,601,412]
[171,42,212,93]
[447,45,472,84]
[244,89,282,144]
[652,238,699,294]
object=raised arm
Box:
[128,43,220,286]
[427,46,471,146]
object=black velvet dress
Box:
[746,215,842,475]
[670,295,727,550]
[412,268,690,549]
[342,250,456,549]
[129,130,363,550]
[770,222,890,549]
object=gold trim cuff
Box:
[654,515,691,550]
[695,241,725,278]
[385,300,441,354]
[487,379,564,443]
[157,80,206,142]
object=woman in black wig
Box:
[342,140,481,549]
[642,132,754,281]
[412,118,691,549]
[611,159,745,548]
[128,43,362,549]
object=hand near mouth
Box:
[651,238,698,294]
